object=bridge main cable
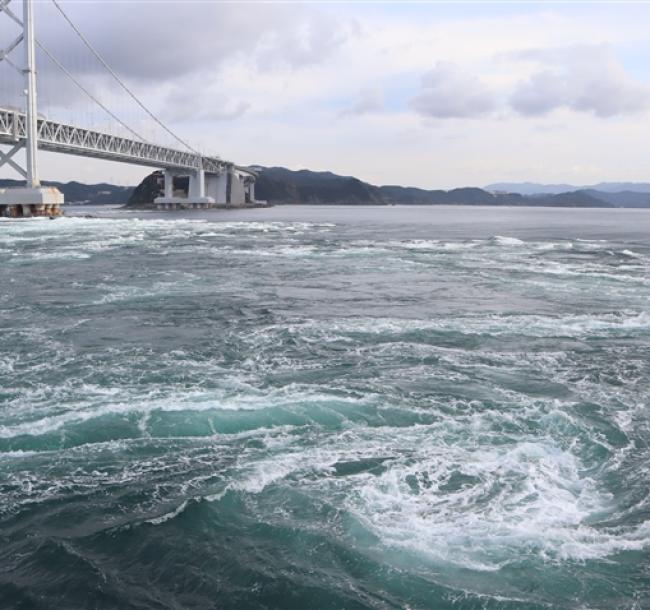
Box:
[36,40,148,143]
[49,0,200,155]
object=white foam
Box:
[223,245,317,258]
[341,434,646,568]
[440,241,481,251]
[621,249,643,259]
[146,499,189,525]
[534,242,559,251]
[0,449,37,459]
[494,235,524,246]
[183,412,650,569]
[257,312,650,344]
[0,382,373,439]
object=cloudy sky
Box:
[3,0,650,188]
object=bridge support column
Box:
[154,168,214,208]
[189,169,206,200]
[228,168,247,206]
[164,169,174,198]
[185,168,213,206]
[205,172,228,204]
[0,187,64,217]
[0,0,64,216]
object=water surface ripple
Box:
[1,206,649,609]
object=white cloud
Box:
[411,62,496,118]
[510,45,650,117]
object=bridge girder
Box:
[0,108,243,175]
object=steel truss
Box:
[0,108,230,174]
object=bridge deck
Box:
[0,108,230,174]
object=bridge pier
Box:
[0,1,64,217]
[0,188,64,217]
[154,168,215,208]
[189,169,205,199]
[164,168,174,198]
[205,172,228,204]
[204,168,261,207]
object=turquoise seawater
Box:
[0,205,649,609]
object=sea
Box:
[0,204,649,609]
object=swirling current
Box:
[0,205,649,609]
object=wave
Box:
[254,311,650,342]
[493,235,525,246]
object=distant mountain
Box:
[531,190,615,208]
[255,167,385,205]
[2,170,624,209]
[376,185,523,205]
[254,167,612,208]
[580,189,650,208]
[0,178,133,204]
[2,173,647,208]
[486,182,577,195]
[591,183,650,193]
[487,181,650,195]
[124,167,613,208]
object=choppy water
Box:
[1,205,649,609]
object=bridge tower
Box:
[0,0,63,217]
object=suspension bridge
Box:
[0,0,258,217]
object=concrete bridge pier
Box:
[154,168,215,208]
[0,188,64,217]
[204,168,260,207]
[205,172,228,204]
[0,1,64,217]
[189,168,205,199]
[163,168,174,199]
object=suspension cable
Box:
[37,40,148,142]
[50,0,199,155]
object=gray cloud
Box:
[35,2,352,82]
[23,1,353,138]
[163,86,250,123]
[411,62,496,119]
[255,13,351,72]
[340,88,384,116]
[510,45,650,117]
